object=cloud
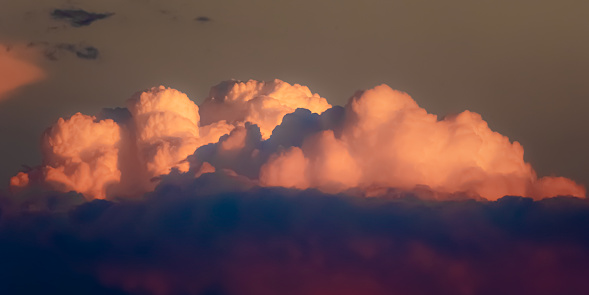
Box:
[259,85,586,200]
[51,9,114,27]
[26,42,100,61]
[126,86,201,191]
[55,43,99,60]
[0,46,45,100]
[2,74,587,293]
[195,16,212,22]
[10,86,205,198]
[9,80,585,201]
[10,113,122,199]
[1,187,589,295]
[200,79,332,139]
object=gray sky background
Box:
[1,0,588,188]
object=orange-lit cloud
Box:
[200,79,331,139]
[11,86,208,198]
[0,46,45,100]
[126,86,201,191]
[10,80,586,200]
[41,113,121,199]
[260,85,585,200]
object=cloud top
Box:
[200,79,332,139]
[260,85,585,200]
[9,80,585,200]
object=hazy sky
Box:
[1,0,588,187]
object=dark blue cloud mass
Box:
[1,177,589,295]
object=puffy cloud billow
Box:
[200,79,332,139]
[260,85,585,200]
[10,79,583,200]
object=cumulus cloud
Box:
[127,86,200,187]
[200,79,332,139]
[9,80,585,201]
[0,46,45,100]
[2,74,588,293]
[10,113,121,199]
[260,85,586,200]
[41,113,121,199]
[11,86,206,198]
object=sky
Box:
[1,1,589,294]
[0,0,588,188]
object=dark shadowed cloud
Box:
[1,181,589,295]
[51,9,114,27]
[24,42,100,61]
[195,16,212,22]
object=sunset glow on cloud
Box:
[2,1,588,293]
[10,80,585,200]
[0,47,45,100]
[200,79,332,139]
[260,85,586,200]
[2,79,589,295]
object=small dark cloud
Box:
[26,42,100,61]
[51,9,114,27]
[73,46,99,60]
[195,16,212,22]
